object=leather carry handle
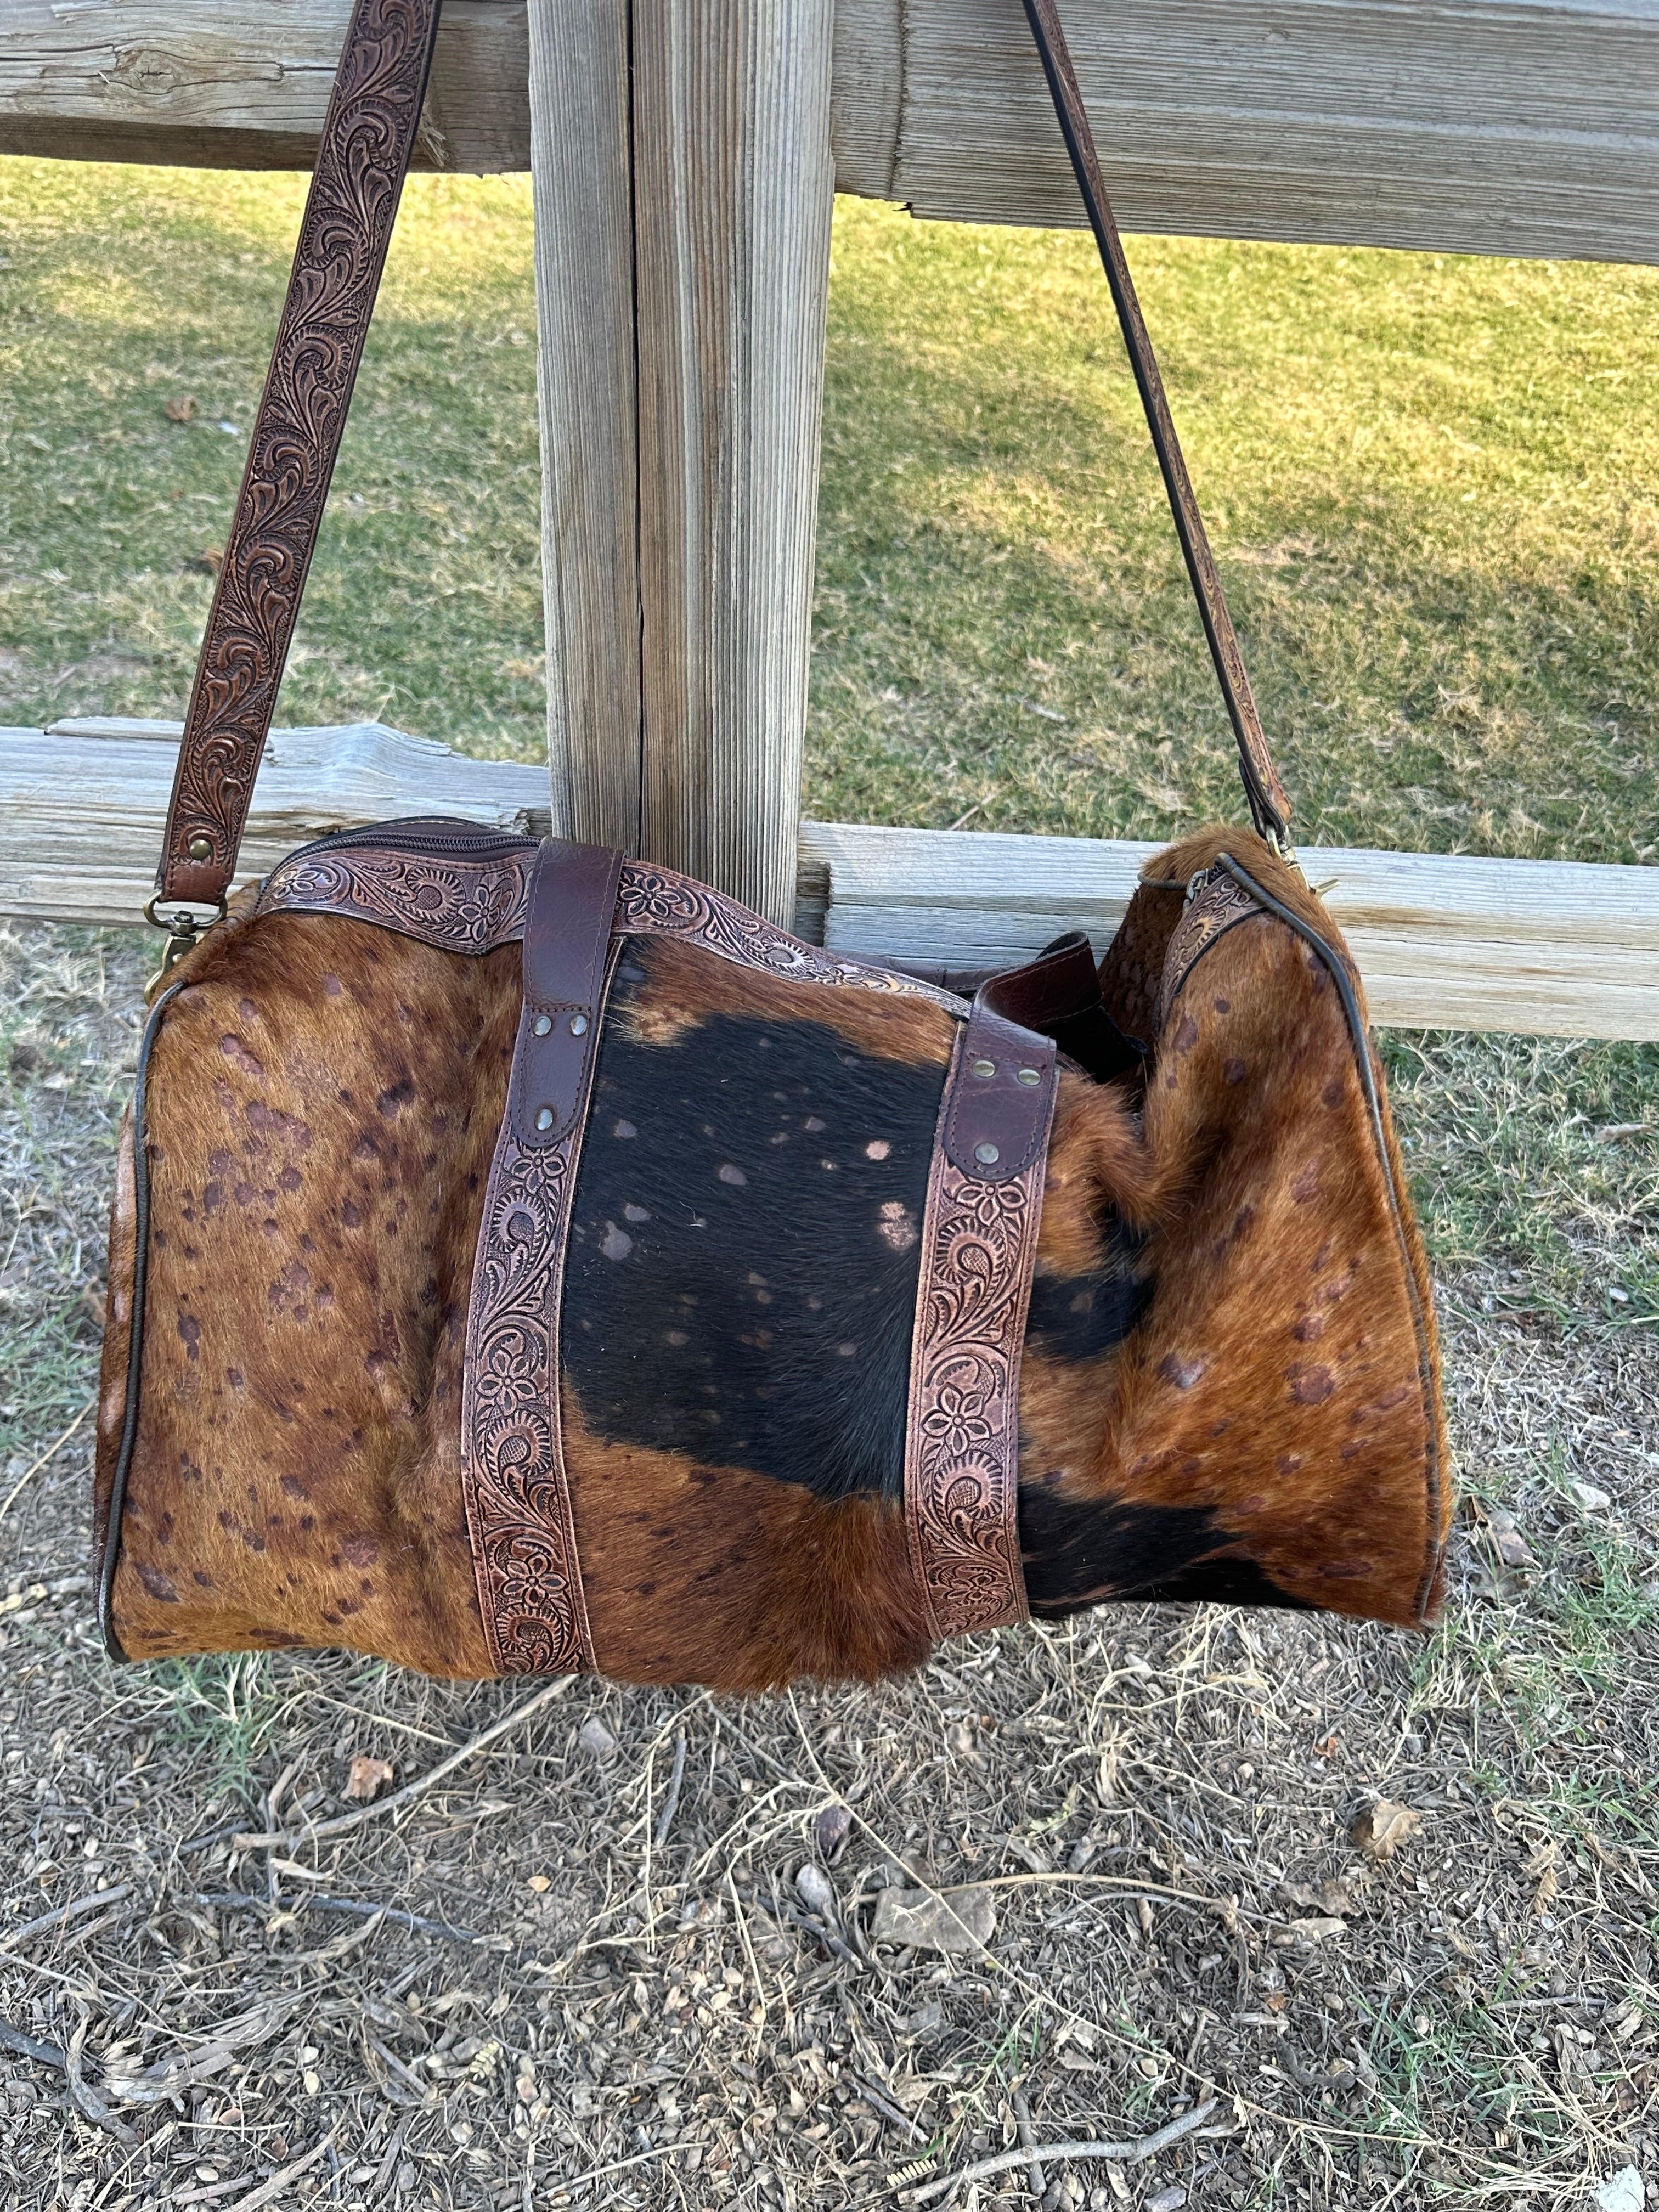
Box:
[155,0,444,913]
[1020,0,1293,850]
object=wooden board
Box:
[4,0,1658,266]
[800,821,1659,1041]
[0,718,550,925]
[4,720,1655,1040]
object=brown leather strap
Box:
[462,838,627,1678]
[1021,0,1293,849]
[155,0,443,910]
[512,841,627,1149]
[943,998,1056,1182]
[905,1023,1053,1643]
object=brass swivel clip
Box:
[143,893,227,1002]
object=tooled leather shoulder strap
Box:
[1021,0,1293,852]
[461,839,625,1677]
[154,0,443,917]
[905,994,1055,1641]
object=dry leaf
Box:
[164,394,198,423]
[1348,1799,1423,1860]
[577,1715,616,1758]
[794,1862,835,1918]
[344,1754,394,1802]
[526,1875,550,1894]
[870,1884,994,1955]
[1481,1503,1538,1568]
[1274,1915,1347,1947]
[1522,1839,1560,1912]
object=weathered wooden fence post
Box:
[527,0,835,926]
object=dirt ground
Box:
[1,919,1655,2212]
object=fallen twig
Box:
[1,1884,134,1953]
[0,2016,67,2070]
[899,2098,1220,2204]
[198,1889,481,1944]
[853,2070,927,2143]
[545,2143,678,2203]
[1011,2079,1044,2197]
[233,1676,575,1850]
[653,1731,687,1850]
[737,1876,862,1970]
[104,1996,301,2104]
[0,1402,92,1521]
[65,2011,137,2146]
[221,2131,336,2212]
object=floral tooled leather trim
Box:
[904,1031,1049,1642]
[614,861,961,1007]
[460,941,622,1677]
[1158,864,1263,1029]
[257,842,535,951]
[160,0,442,906]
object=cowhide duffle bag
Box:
[93,0,1452,1689]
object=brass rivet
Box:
[532,1013,553,1037]
[187,835,212,861]
[971,1057,996,1079]
[974,1140,1000,1165]
[569,1013,589,1036]
[535,1105,555,1132]
[1017,1065,1042,1086]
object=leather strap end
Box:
[943,998,1058,1183]
[509,840,627,1149]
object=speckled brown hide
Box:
[1022,831,1451,1629]
[98,828,1449,1685]
[97,905,503,1675]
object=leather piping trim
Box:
[96,978,187,1663]
[460,937,624,1677]
[1168,856,1447,1623]
[904,1030,1051,1643]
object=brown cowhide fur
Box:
[97,830,1451,1688]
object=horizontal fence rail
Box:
[2,0,1657,263]
[4,719,1656,1040]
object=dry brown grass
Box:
[1,921,1655,2212]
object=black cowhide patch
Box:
[563,958,946,1500]
[1025,1215,1150,1365]
[1019,1485,1311,1615]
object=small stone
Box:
[1146,2190,1188,2212]
[870,1884,995,1955]
[814,1803,853,1863]
[1571,1480,1613,1512]
[578,1716,617,1758]
[1593,2171,1645,2212]
[795,1862,835,1918]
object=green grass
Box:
[0,164,546,760]
[3,164,1657,862]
